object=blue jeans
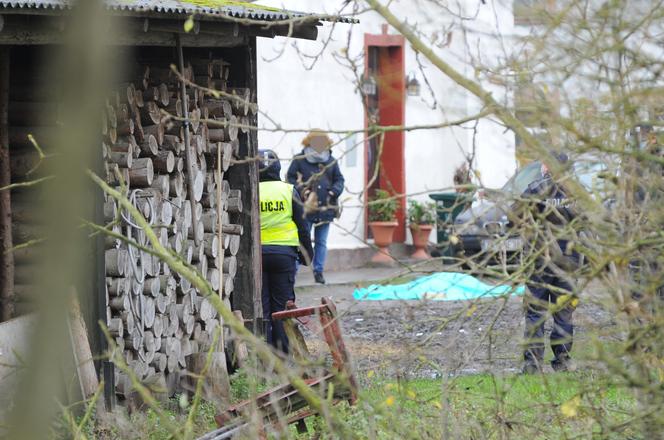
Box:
[306,221,330,274]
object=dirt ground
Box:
[293,274,616,379]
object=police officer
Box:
[258,149,313,354]
[521,153,579,373]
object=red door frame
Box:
[364,26,406,242]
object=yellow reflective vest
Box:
[259,181,299,246]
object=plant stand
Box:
[369,221,398,264]
[410,224,433,260]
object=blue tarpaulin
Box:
[353,272,525,301]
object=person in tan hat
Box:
[286,130,345,284]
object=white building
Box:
[255,0,519,268]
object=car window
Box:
[501,162,542,194]
[500,160,611,196]
[574,161,609,193]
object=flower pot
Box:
[369,221,398,264]
[409,224,434,260]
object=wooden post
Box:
[67,291,101,405]
[0,48,14,322]
[175,34,202,246]
[216,146,225,299]
[231,310,249,368]
[227,38,262,330]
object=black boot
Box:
[551,355,575,372]
[314,272,326,284]
[521,362,541,375]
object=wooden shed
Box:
[0,0,350,406]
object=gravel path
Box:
[293,271,615,378]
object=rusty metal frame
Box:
[210,297,358,438]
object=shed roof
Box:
[0,0,357,23]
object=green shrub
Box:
[368,189,398,222]
[407,199,436,225]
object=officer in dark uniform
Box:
[630,125,664,303]
[258,149,313,354]
[521,154,580,373]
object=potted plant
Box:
[368,189,399,264]
[407,200,436,260]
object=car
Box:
[450,159,610,270]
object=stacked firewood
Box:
[102,57,252,396]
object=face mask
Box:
[304,146,330,164]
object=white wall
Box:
[465,0,520,188]
[256,0,517,248]
[256,1,366,249]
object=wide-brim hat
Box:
[302,129,333,153]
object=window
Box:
[344,133,358,167]
[501,161,543,194]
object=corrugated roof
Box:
[0,0,357,23]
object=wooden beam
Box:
[0,47,13,322]
[144,18,199,35]
[68,292,101,405]
[227,37,261,329]
[176,34,202,246]
[0,14,320,45]
[0,15,246,46]
[197,20,239,37]
[255,24,319,41]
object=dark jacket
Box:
[286,150,345,223]
[259,163,313,264]
[523,174,580,269]
[524,175,576,226]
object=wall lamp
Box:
[406,72,421,97]
[361,74,377,96]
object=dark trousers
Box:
[524,269,575,364]
[262,253,296,354]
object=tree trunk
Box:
[140,134,159,157]
[226,196,242,214]
[128,157,154,187]
[140,101,161,126]
[143,124,164,146]
[222,256,237,278]
[153,150,175,173]
[109,150,133,168]
[150,175,170,198]
[221,224,243,235]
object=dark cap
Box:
[554,152,569,163]
[258,149,281,180]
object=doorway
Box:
[364,28,406,242]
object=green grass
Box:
[65,369,639,439]
[291,372,638,439]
